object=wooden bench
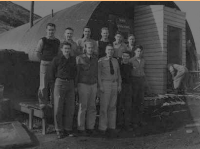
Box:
[19,102,52,135]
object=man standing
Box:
[98,44,122,135]
[50,42,77,139]
[97,27,111,59]
[63,27,79,56]
[36,23,60,108]
[76,41,98,135]
[117,51,133,131]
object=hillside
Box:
[0,1,41,33]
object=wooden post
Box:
[29,109,33,130]
[29,1,34,28]
[52,9,54,18]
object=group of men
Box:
[36,23,146,139]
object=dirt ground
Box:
[16,102,200,149]
[5,92,200,149]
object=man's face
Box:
[134,48,142,58]
[128,36,135,45]
[83,28,91,38]
[122,53,130,63]
[115,34,122,43]
[169,66,174,72]
[61,45,71,57]
[85,43,93,55]
[65,29,73,40]
[101,29,109,39]
[106,46,114,57]
[46,26,55,38]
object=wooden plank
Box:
[136,39,163,46]
[143,52,167,57]
[145,60,167,65]
[164,18,185,26]
[135,5,163,12]
[164,10,185,21]
[135,32,163,40]
[29,109,33,130]
[143,48,164,53]
[146,73,166,77]
[164,20,185,28]
[146,77,165,82]
[147,81,167,86]
[135,34,163,40]
[135,12,163,23]
[135,10,163,20]
[134,27,163,35]
[134,23,163,32]
[143,43,164,49]
[145,68,166,73]
[134,17,163,26]
[134,20,163,28]
[145,56,167,61]
[164,6,186,17]
[135,6,163,15]
[145,64,166,69]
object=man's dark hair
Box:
[122,51,131,56]
[115,31,123,36]
[46,23,56,29]
[60,41,72,48]
[134,45,143,51]
[65,27,74,31]
[106,44,113,49]
[81,26,91,38]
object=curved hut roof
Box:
[0,1,196,61]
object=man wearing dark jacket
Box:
[76,41,98,135]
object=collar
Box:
[132,56,141,61]
[61,54,71,60]
[82,37,91,42]
[65,39,74,43]
[46,36,55,40]
[113,41,122,45]
[100,38,109,42]
[104,56,113,60]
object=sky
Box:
[12,1,200,54]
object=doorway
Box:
[167,26,182,92]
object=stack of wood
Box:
[0,49,40,97]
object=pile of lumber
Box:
[0,49,40,97]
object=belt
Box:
[58,78,73,82]
[102,79,117,83]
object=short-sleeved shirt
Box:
[113,42,127,58]
[76,38,98,56]
[129,57,145,77]
[98,56,122,84]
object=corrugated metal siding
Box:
[0,1,100,61]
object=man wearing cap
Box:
[98,44,122,135]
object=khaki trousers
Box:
[77,83,97,130]
[99,81,118,131]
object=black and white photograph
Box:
[0,1,200,149]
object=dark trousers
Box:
[131,76,145,124]
[117,83,132,127]
[54,78,75,132]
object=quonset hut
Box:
[0,1,197,96]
